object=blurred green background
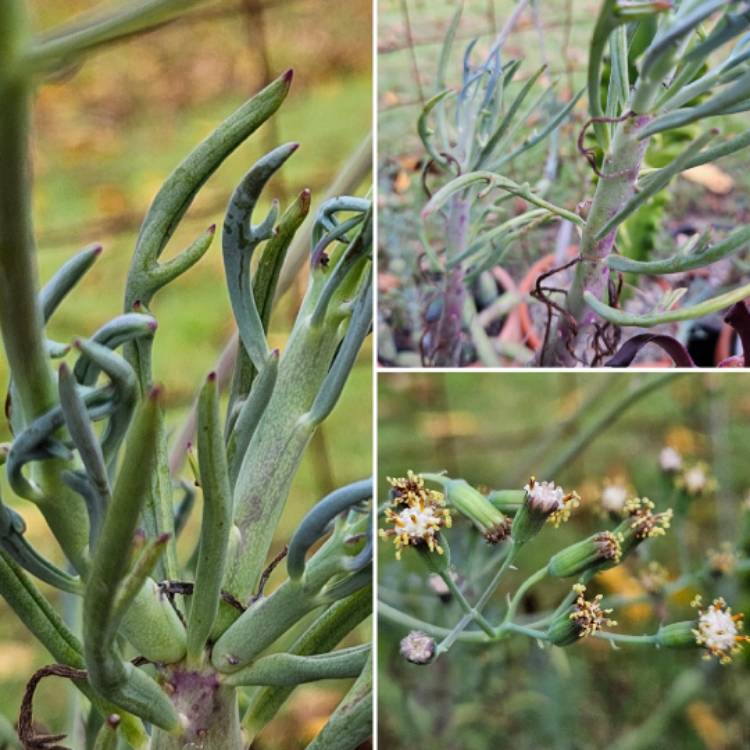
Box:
[378,372,750,749]
[0,1,371,746]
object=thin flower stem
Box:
[378,601,488,644]
[439,571,495,637]
[435,613,474,656]
[501,622,549,640]
[501,564,548,627]
[592,631,659,646]
[476,541,519,614]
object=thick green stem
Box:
[0,0,90,571]
[151,669,240,750]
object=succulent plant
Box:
[400,0,750,367]
[0,2,372,748]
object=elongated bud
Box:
[443,478,510,544]
[400,631,435,665]
[548,531,622,578]
[512,477,579,545]
[656,621,698,650]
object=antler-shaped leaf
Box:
[222,143,298,372]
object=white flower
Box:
[395,504,442,540]
[683,465,706,493]
[601,480,628,513]
[692,597,749,664]
[524,479,565,512]
[659,446,682,472]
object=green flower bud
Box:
[548,531,622,578]
[656,621,698,650]
[511,477,579,546]
[546,585,616,647]
[444,478,510,544]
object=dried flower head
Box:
[387,470,444,507]
[381,473,452,559]
[659,446,682,473]
[639,561,670,595]
[523,477,580,527]
[692,596,749,664]
[676,461,716,496]
[601,477,630,514]
[547,584,617,646]
[623,497,673,540]
[400,630,436,665]
[706,543,737,578]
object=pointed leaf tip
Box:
[283,68,294,84]
[207,371,217,382]
[208,223,217,234]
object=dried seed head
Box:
[400,630,436,665]
[692,596,749,664]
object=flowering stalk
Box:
[380,465,748,670]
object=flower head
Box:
[639,561,670,595]
[601,477,630,515]
[569,584,617,638]
[388,470,444,507]
[380,473,452,559]
[619,497,672,547]
[547,584,616,646]
[400,630,436,665]
[659,446,682,473]
[706,543,737,578]
[513,477,580,544]
[692,596,749,664]
[676,461,716,496]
